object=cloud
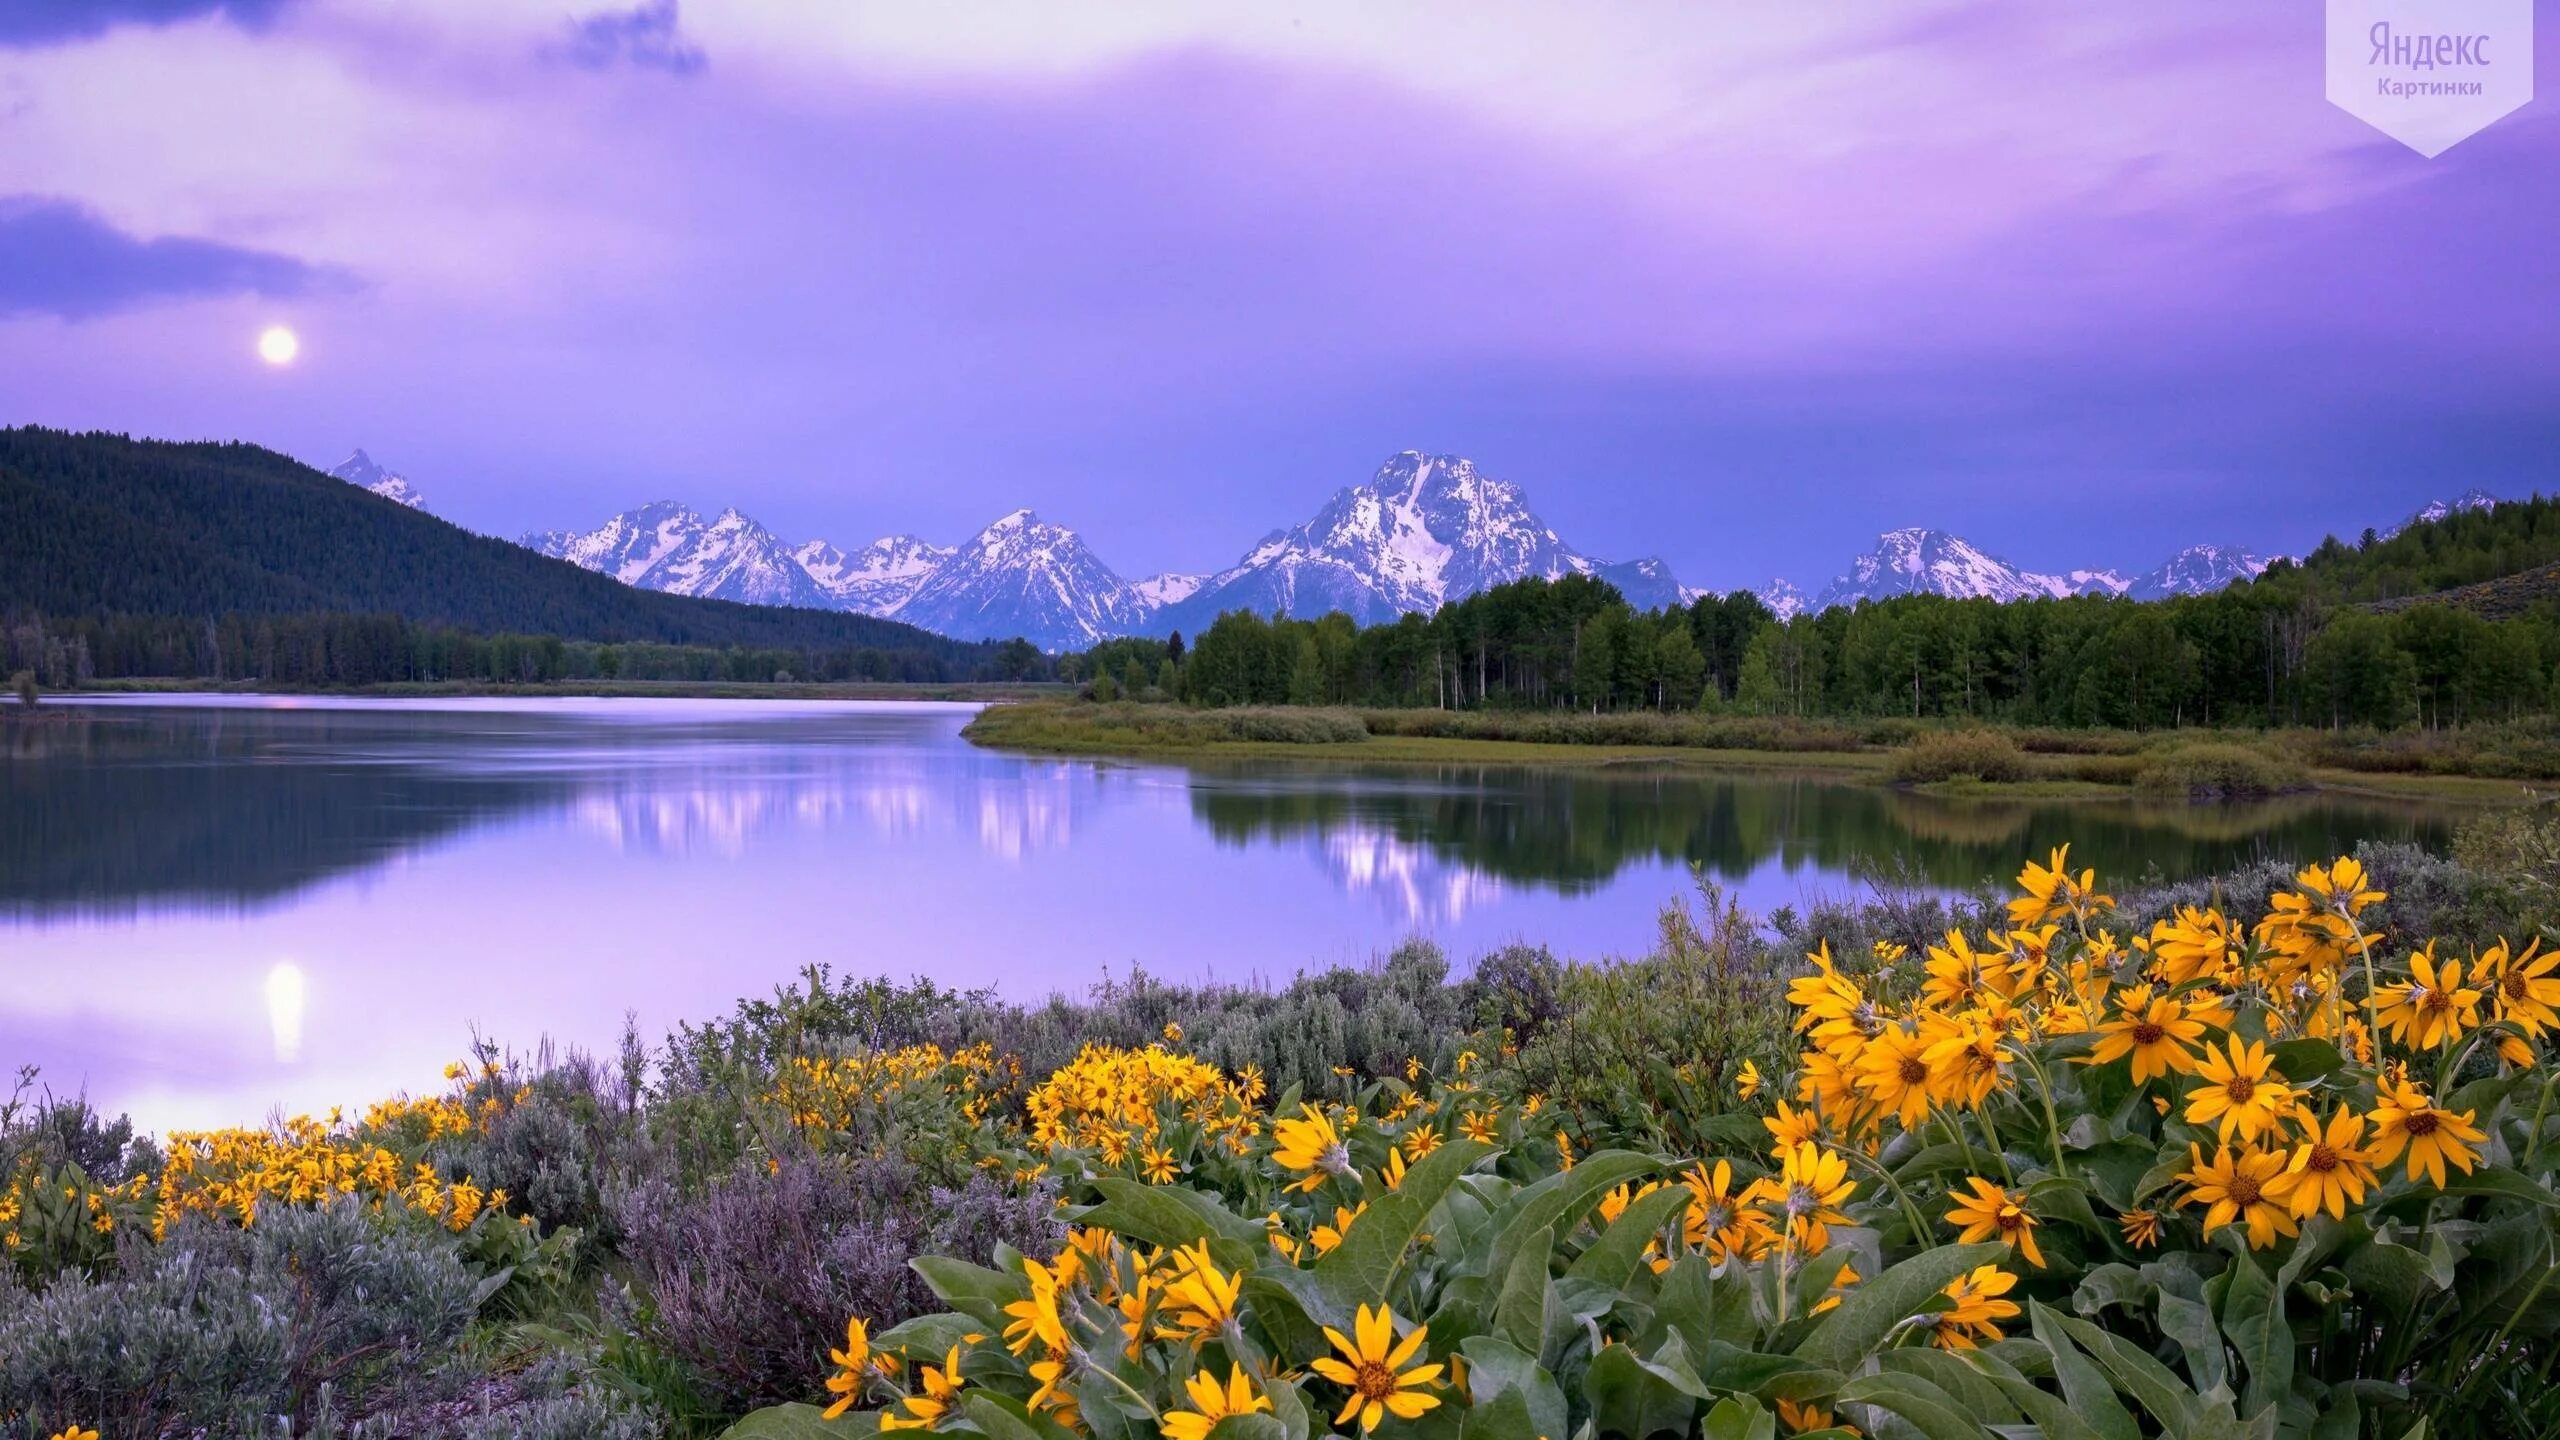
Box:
[552,0,705,77]
[0,195,346,319]
[0,0,297,48]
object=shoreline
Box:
[20,676,1069,704]
[960,700,2559,805]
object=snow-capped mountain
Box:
[894,510,1151,651]
[2388,488,2502,537]
[1810,528,2081,611]
[794,535,953,616]
[328,449,426,510]
[1132,572,1207,608]
[525,503,834,610]
[1754,579,1808,620]
[2125,544,2269,601]
[1156,452,1681,632]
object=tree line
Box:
[4,610,1054,689]
[1069,496,2560,731]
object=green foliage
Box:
[1888,729,2031,784]
[2130,743,2307,799]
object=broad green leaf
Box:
[1492,1224,1553,1353]
[2269,1038,2346,1083]
[1204,1416,1288,1440]
[1485,1149,1662,1282]
[911,1256,1027,1326]
[2049,1307,2205,1436]
[1657,1254,1753,1360]
[1313,1139,1497,1310]
[715,1405,877,1440]
[1569,1184,1692,1289]
[1875,1348,2022,1424]
[1082,1177,1263,1265]
[1836,1373,1984,1440]
[963,1393,1078,1440]
[2156,1289,2228,1398]
[2217,1246,2290,1417]
[1585,1340,1703,1440]
[2026,1301,2142,1440]
[1460,1335,1571,1440]
[1459,1386,1541,1440]
[1698,1395,1777,1440]
[1791,1242,2005,1373]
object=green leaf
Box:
[1205,1416,1289,1440]
[1585,1341,1704,1440]
[1568,1184,1693,1289]
[2156,1289,2228,1398]
[2047,1306,2204,1436]
[1874,1348,2022,1424]
[2026,1301,2142,1440]
[1460,1336,1571,1440]
[1698,1395,1777,1440]
[1459,1386,1542,1440]
[1836,1373,1984,1440]
[964,1393,1078,1440]
[1485,1150,1662,1280]
[910,1256,1027,1327]
[1791,1242,2006,1373]
[715,1405,878,1440]
[1313,1139,1497,1311]
[1083,1178,1263,1265]
[2217,1246,2290,1417]
[1658,1254,1754,1360]
[2269,1038,2346,1083]
[1492,1224,1553,1354]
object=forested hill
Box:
[0,427,993,658]
[2270,492,2560,603]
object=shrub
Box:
[618,1153,1061,1414]
[0,1202,478,1436]
[8,670,32,707]
[1886,727,2030,783]
[2131,741,2308,798]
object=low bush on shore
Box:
[7,843,2559,1437]
[2130,741,2311,799]
[1886,728,2031,784]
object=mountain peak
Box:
[326,448,427,511]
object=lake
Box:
[1,695,2458,1132]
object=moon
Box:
[257,325,300,366]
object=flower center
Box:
[2305,1145,2338,1173]
[1996,1208,2026,1234]
[2506,972,2530,1000]
[2405,1110,2441,1136]
[1898,1056,1929,1085]
[2224,1075,2256,1103]
[1354,1362,1399,1403]
[2417,987,2450,1016]
[2228,1174,2263,1207]
[2131,1020,2165,1045]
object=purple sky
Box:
[2,0,2553,592]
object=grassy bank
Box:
[43,676,1072,703]
[964,699,2560,800]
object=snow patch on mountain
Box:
[1132,572,1206,608]
[894,510,1150,651]
[329,449,427,511]
[525,502,833,610]
[1755,579,1808,620]
[2125,544,2270,601]
[795,535,954,616]
[1159,452,1682,631]
[2388,488,2502,538]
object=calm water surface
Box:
[2,696,2458,1130]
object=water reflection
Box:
[0,696,2463,1130]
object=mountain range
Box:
[489,448,2497,648]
